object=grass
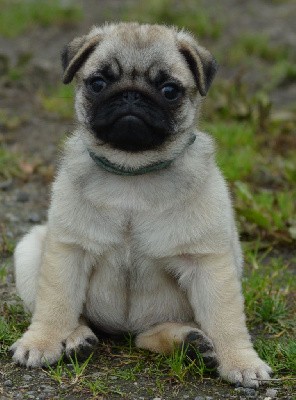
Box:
[0,0,82,38]
[0,264,8,283]
[39,84,75,120]
[46,352,94,385]
[255,339,296,376]
[205,121,257,181]
[0,230,15,260]
[235,183,296,238]
[201,74,296,243]
[243,254,295,335]
[0,109,29,180]
[228,33,289,65]
[0,145,22,180]
[40,340,211,398]
[269,60,296,88]
[241,250,296,381]
[0,303,30,356]
[120,0,222,39]
[0,141,42,182]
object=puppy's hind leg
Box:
[14,225,47,313]
[135,322,218,368]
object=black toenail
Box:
[85,337,97,346]
[186,332,203,342]
[203,356,219,369]
[76,344,85,353]
[199,343,213,352]
[185,345,198,360]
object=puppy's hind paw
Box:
[184,330,218,369]
[65,325,98,360]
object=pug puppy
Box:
[11,23,271,388]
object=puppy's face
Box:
[62,23,217,153]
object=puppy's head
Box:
[62,23,217,155]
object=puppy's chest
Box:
[83,205,199,259]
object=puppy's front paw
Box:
[10,329,65,367]
[218,352,272,388]
[10,325,98,367]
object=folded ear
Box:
[61,34,102,84]
[177,31,218,96]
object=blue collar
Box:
[88,135,196,176]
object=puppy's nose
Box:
[122,91,141,104]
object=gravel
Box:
[265,389,278,398]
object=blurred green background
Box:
[1,0,295,245]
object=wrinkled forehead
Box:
[82,26,192,83]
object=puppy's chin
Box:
[91,115,169,152]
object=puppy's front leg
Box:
[11,236,97,367]
[182,251,271,388]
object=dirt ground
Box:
[0,0,295,399]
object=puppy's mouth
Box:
[109,114,153,151]
[112,114,148,132]
[90,112,169,152]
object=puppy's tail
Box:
[14,225,47,313]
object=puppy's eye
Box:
[161,84,181,101]
[88,77,107,93]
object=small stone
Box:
[153,398,162,400]
[244,388,256,397]
[30,60,52,77]
[235,387,256,397]
[4,379,13,386]
[6,274,14,284]
[0,53,9,75]
[194,397,205,400]
[6,213,19,222]
[60,384,68,389]
[0,179,13,190]
[42,386,53,393]
[183,396,190,399]
[206,397,213,400]
[23,374,33,381]
[16,191,29,202]
[265,389,277,398]
[28,212,41,223]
